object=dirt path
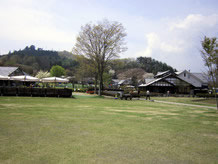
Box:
[153,100,217,109]
[73,92,97,96]
[73,93,217,109]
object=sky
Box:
[0,0,217,72]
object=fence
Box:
[0,87,72,98]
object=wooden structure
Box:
[139,71,194,94]
[0,87,72,98]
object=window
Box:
[184,73,186,77]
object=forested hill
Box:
[0,45,78,75]
[0,45,176,76]
[110,57,176,75]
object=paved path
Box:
[152,100,217,109]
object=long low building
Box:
[138,70,208,94]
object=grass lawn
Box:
[0,95,218,163]
[152,97,217,107]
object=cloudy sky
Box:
[0,0,217,72]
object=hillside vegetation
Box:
[0,45,176,76]
[0,45,78,75]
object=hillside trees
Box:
[50,65,66,77]
[136,57,176,74]
[0,45,78,75]
[73,20,127,95]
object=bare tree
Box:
[201,36,218,110]
[73,19,127,95]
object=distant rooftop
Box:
[192,73,208,83]
[0,67,18,76]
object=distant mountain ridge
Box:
[0,45,78,75]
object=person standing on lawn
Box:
[146,90,150,100]
[167,90,170,97]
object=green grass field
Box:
[0,95,217,163]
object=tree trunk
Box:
[94,74,98,94]
[211,75,218,110]
[82,80,84,88]
[72,82,75,89]
[215,92,218,110]
[98,70,104,96]
[216,59,218,110]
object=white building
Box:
[176,70,208,88]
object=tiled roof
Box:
[156,70,170,76]
[192,73,208,83]
[145,78,155,84]
[0,67,18,76]
[139,78,162,87]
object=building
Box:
[139,70,194,94]
[0,67,27,86]
[0,67,26,76]
[176,70,208,89]
[139,70,209,94]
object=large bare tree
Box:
[200,36,218,110]
[73,20,127,95]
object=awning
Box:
[10,75,40,82]
[41,77,69,83]
[0,75,10,80]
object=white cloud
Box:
[170,14,218,31]
[0,7,75,43]
[160,42,182,53]
[0,0,76,52]
[133,14,218,71]
[143,33,160,56]
[136,32,183,57]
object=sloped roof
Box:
[139,78,162,87]
[192,73,208,83]
[175,71,183,75]
[145,78,155,84]
[0,67,18,76]
[155,70,171,78]
[156,70,169,76]
[139,73,194,87]
[176,70,208,84]
[112,79,120,83]
[118,80,125,85]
